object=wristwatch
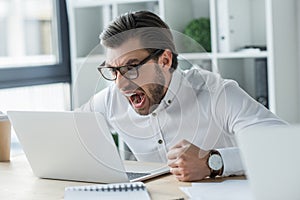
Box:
[207,150,223,178]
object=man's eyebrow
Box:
[101,58,140,67]
[125,58,140,65]
[100,61,112,67]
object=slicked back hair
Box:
[99,11,178,72]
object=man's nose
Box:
[115,72,130,89]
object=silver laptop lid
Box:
[237,125,300,200]
[8,111,129,183]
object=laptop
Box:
[7,111,170,183]
[236,125,300,200]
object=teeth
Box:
[124,92,136,97]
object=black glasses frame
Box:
[97,49,164,81]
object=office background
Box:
[0,0,300,154]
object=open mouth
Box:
[124,91,146,109]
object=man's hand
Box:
[167,139,211,182]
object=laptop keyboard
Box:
[126,172,151,180]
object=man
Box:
[79,11,286,181]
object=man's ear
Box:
[159,49,173,71]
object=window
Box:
[0,83,71,156]
[0,0,71,156]
[0,0,70,88]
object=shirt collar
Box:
[156,69,183,111]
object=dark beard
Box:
[148,65,166,113]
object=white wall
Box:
[272,0,299,123]
[297,0,300,123]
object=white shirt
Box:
[79,68,286,176]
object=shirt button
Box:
[158,139,163,144]
[167,100,172,104]
[152,112,157,117]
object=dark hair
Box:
[100,11,178,71]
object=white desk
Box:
[0,155,244,199]
[0,155,190,199]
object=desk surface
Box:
[0,155,242,200]
[0,155,189,200]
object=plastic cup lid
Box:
[0,112,9,121]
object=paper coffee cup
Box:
[0,114,11,162]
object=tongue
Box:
[131,94,142,104]
[130,93,145,108]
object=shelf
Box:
[114,0,158,4]
[67,0,300,123]
[179,53,213,60]
[179,51,268,61]
[73,0,109,8]
[73,0,158,8]
[75,51,268,66]
[216,51,268,59]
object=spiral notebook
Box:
[64,182,151,200]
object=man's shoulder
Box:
[181,68,236,92]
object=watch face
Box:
[208,154,223,171]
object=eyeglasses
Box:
[97,49,164,81]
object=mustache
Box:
[121,81,165,92]
[121,85,139,91]
[120,84,140,92]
